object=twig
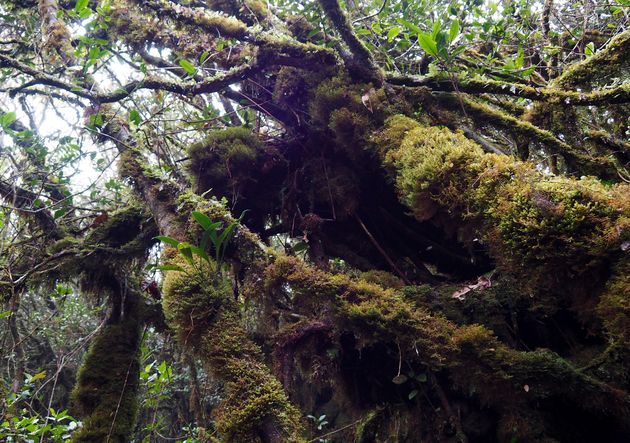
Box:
[355,215,411,285]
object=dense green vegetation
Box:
[1,0,629,441]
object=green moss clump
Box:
[597,260,630,343]
[382,122,485,220]
[201,308,304,442]
[186,127,260,199]
[359,270,403,290]
[265,256,457,366]
[71,295,141,443]
[264,256,630,428]
[353,409,383,443]
[47,236,80,255]
[161,258,231,343]
[160,254,304,441]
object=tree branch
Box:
[387,74,630,106]
[317,0,383,84]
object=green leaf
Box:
[156,264,185,272]
[129,109,141,126]
[199,51,210,64]
[417,32,439,57]
[520,66,536,77]
[515,47,524,69]
[30,371,46,382]
[448,19,460,43]
[432,20,441,38]
[200,230,211,252]
[155,235,180,248]
[218,221,238,249]
[1,112,16,128]
[179,59,197,76]
[177,242,194,264]
[0,311,11,319]
[585,42,595,57]
[408,389,418,400]
[293,241,308,253]
[192,211,213,230]
[397,18,421,35]
[387,26,401,42]
[75,0,89,12]
[189,245,210,263]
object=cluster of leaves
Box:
[155,210,246,274]
[0,373,81,443]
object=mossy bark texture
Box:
[71,291,142,443]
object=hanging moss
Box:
[596,260,630,343]
[71,294,141,443]
[187,127,260,199]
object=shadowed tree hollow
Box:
[1,0,629,442]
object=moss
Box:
[553,28,630,89]
[263,256,630,427]
[71,295,141,443]
[384,123,485,220]
[353,408,382,442]
[161,258,231,343]
[202,310,305,442]
[375,115,630,293]
[265,256,457,366]
[596,260,630,343]
[273,67,309,109]
[186,127,260,199]
[161,254,304,441]
[359,270,403,290]
[309,76,380,128]
[47,236,80,255]
[206,0,267,23]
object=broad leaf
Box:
[417,32,438,57]
[179,59,197,76]
[192,211,213,230]
[155,235,180,248]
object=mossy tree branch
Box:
[71,285,143,443]
[317,0,383,84]
[388,74,630,106]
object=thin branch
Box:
[355,214,411,285]
[387,73,630,105]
